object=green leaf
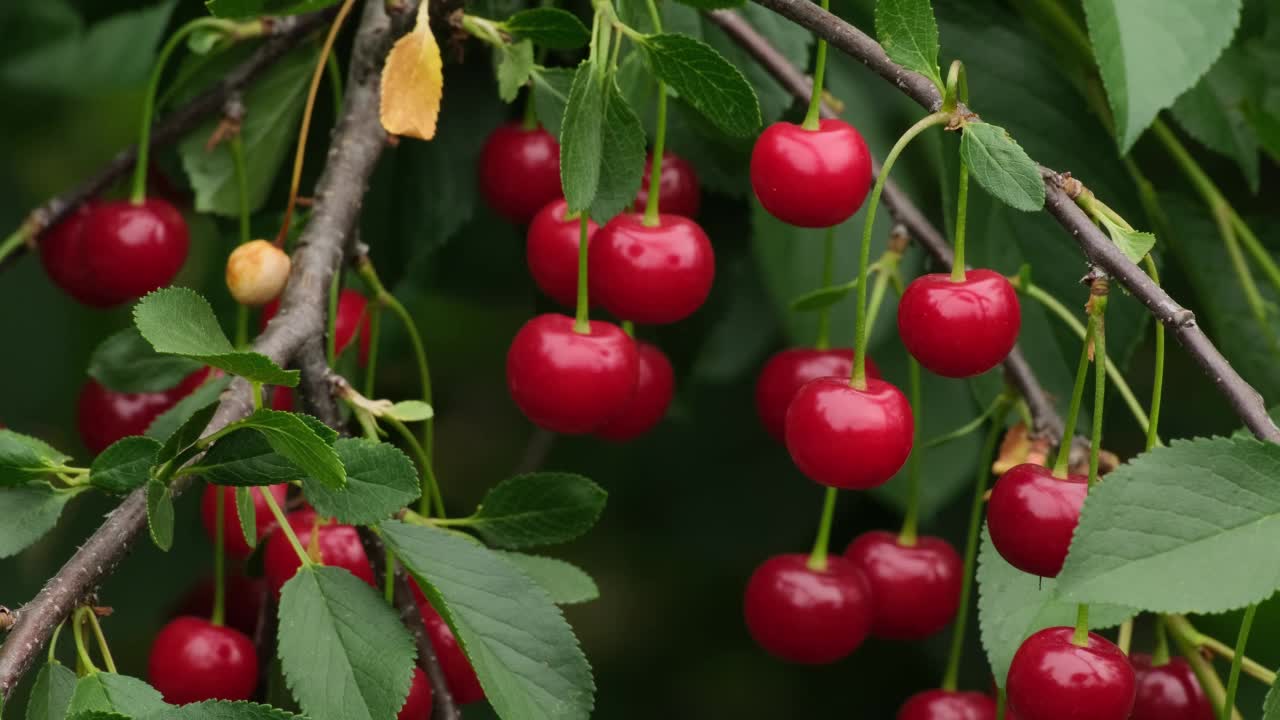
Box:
[277,565,417,720]
[25,662,76,720]
[380,520,596,720]
[221,410,345,489]
[960,121,1045,211]
[235,487,258,550]
[205,0,339,19]
[1244,99,1280,165]
[497,552,600,605]
[0,430,70,487]
[1170,47,1260,192]
[146,375,232,441]
[188,431,302,487]
[1057,437,1280,614]
[593,78,648,220]
[789,280,858,312]
[467,472,607,548]
[155,401,221,467]
[531,67,575,136]
[89,437,161,494]
[88,328,203,394]
[558,61,646,220]
[671,0,746,8]
[1082,0,1243,152]
[133,288,299,386]
[68,712,132,720]
[640,33,761,138]
[68,673,168,717]
[301,439,419,525]
[142,700,306,720]
[874,0,944,91]
[1098,215,1156,264]
[0,485,81,558]
[495,40,535,104]
[146,480,175,551]
[384,401,433,423]
[1265,672,1280,719]
[977,526,1134,684]
[502,8,590,49]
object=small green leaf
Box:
[531,67,575,137]
[235,487,259,550]
[89,437,161,494]
[146,375,232,441]
[498,552,600,604]
[133,288,298,386]
[89,328,203,394]
[0,430,70,487]
[559,61,603,215]
[384,401,433,423]
[1058,437,1280,614]
[502,8,591,49]
[495,40,535,103]
[468,472,607,548]
[1244,100,1280,165]
[146,480,175,551]
[592,77,647,220]
[156,402,221,467]
[0,485,81,558]
[301,439,420,525]
[205,0,339,19]
[68,672,168,717]
[788,280,858,312]
[874,0,944,91]
[188,432,302,487]
[26,662,77,720]
[640,33,762,137]
[380,521,596,720]
[220,410,345,489]
[1264,671,1280,719]
[277,565,417,720]
[1170,48,1260,191]
[142,700,307,719]
[960,121,1045,212]
[1098,215,1157,263]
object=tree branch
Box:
[746,0,1279,443]
[0,0,411,700]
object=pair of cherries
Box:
[743,530,962,664]
[41,198,189,307]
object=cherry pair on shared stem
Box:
[1006,627,1135,720]
[77,367,212,454]
[41,197,189,308]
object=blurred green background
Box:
[2,0,1279,717]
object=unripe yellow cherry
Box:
[226,240,290,306]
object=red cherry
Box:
[784,376,914,490]
[595,341,675,441]
[173,574,267,637]
[199,484,289,560]
[399,667,435,720]
[742,553,872,664]
[147,616,258,704]
[897,689,998,720]
[81,198,189,304]
[506,313,638,434]
[845,531,962,640]
[749,119,873,228]
[271,386,294,411]
[1006,627,1136,720]
[634,152,701,218]
[263,510,375,598]
[479,123,562,224]
[897,270,1021,378]
[262,289,371,365]
[526,198,599,308]
[410,585,486,705]
[987,464,1088,578]
[1131,654,1214,720]
[589,213,715,325]
[40,204,117,307]
[76,369,210,454]
[754,348,881,442]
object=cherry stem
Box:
[1143,255,1165,451]
[1166,614,1277,685]
[897,357,922,547]
[1171,623,1240,720]
[950,157,969,282]
[941,395,1012,692]
[622,320,635,337]
[260,488,313,567]
[1087,291,1107,492]
[800,0,830,130]
[1072,603,1090,646]
[276,0,357,247]
[642,83,668,227]
[806,486,839,572]
[386,416,446,520]
[252,382,264,411]
[521,85,539,131]
[71,608,97,676]
[922,395,1004,449]
[851,111,949,390]
[364,303,383,398]
[995,688,1008,720]
[0,225,33,267]
[1152,615,1172,666]
[83,608,116,674]
[327,273,341,365]
[574,215,592,334]
[384,549,397,606]
[1117,618,1133,655]
[212,485,227,627]
[230,133,251,348]
[1051,312,1096,478]
[326,51,345,114]
[813,227,836,350]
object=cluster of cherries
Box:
[480,122,709,440]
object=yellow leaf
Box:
[379,1,443,141]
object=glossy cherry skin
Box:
[526,198,599,308]
[898,270,1021,378]
[262,288,371,365]
[263,510,376,598]
[742,553,873,664]
[987,464,1088,578]
[81,198,189,304]
[270,386,295,411]
[77,369,210,454]
[754,348,881,442]
[750,119,873,228]
[479,123,562,224]
[595,341,675,441]
[634,152,701,218]
[399,667,435,720]
[199,484,290,560]
[845,531,962,640]
[1130,654,1214,720]
[784,376,914,490]
[411,585,486,705]
[1006,627,1136,720]
[40,204,118,307]
[589,213,715,324]
[148,616,259,704]
[898,689,998,720]
[174,574,267,637]
[506,313,639,434]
